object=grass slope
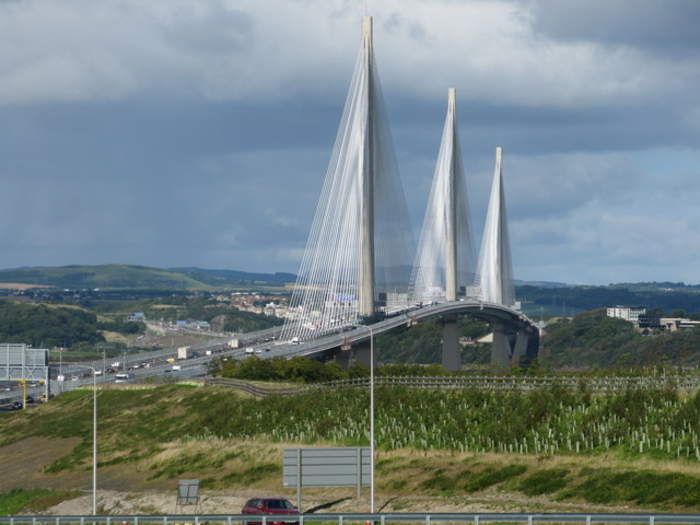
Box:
[0,488,78,515]
[4,385,700,510]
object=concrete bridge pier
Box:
[510,330,529,367]
[354,343,374,368]
[441,315,461,371]
[491,322,512,369]
[335,350,352,369]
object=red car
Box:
[241,498,299,525]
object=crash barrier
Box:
[3,513,700,525]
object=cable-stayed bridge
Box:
[277,16,538,370]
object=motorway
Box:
[1,300,533,404]
[0,325,283,406]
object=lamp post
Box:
[368,323,375,514]
[62,363,98,515]
[352,323,375,513]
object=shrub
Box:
[519,469,569,495]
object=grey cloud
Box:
[159,4,253,54]
[525,0,700,56]
[1,0,700,285]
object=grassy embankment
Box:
[5,384,700,512]
[0,489,79,515]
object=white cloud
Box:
[1,0,698,110]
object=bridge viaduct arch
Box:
[332,303,540,371]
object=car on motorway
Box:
[241,498,298,525]
[10,401,23,410]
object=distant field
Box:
[0,282,49,290]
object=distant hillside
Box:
[0,265,295,291]
[170,267,296,285]
[517,284,700,317]
[543,308,700,368]
[0,300,143,348]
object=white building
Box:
[606,306,646,322]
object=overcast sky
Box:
[1,0,699,285]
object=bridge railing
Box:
[2,513,700,525]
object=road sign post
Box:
[284,447,370,512]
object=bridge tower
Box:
[477,147,514,307]
[281,16,414,344]
[358,15,376,320]
[412,88,476,370]
[477,147,519,368]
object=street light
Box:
[352,323,375,513]
[62,363,98,515]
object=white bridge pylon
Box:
[281,17,518,346]
[477,147,515,308]
[280,16,414,343]
[411,88,477,305]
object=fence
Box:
[204,374,700,397]
[204,377,303,397]
[321,375,700,391]
[3,513,700,525]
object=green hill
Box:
[0,300,143,349]
[0,265,295,291]
[543,308,700,367]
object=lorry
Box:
[228,338,240,349]
[245,347,255,354]
[177,346,191,360]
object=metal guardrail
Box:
[4,514,700,525]
[203,374,700,397]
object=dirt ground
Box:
[43,488,645,516]
[0,437,83,491]
[0,437,684,514]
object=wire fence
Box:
[204,374,700,397]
